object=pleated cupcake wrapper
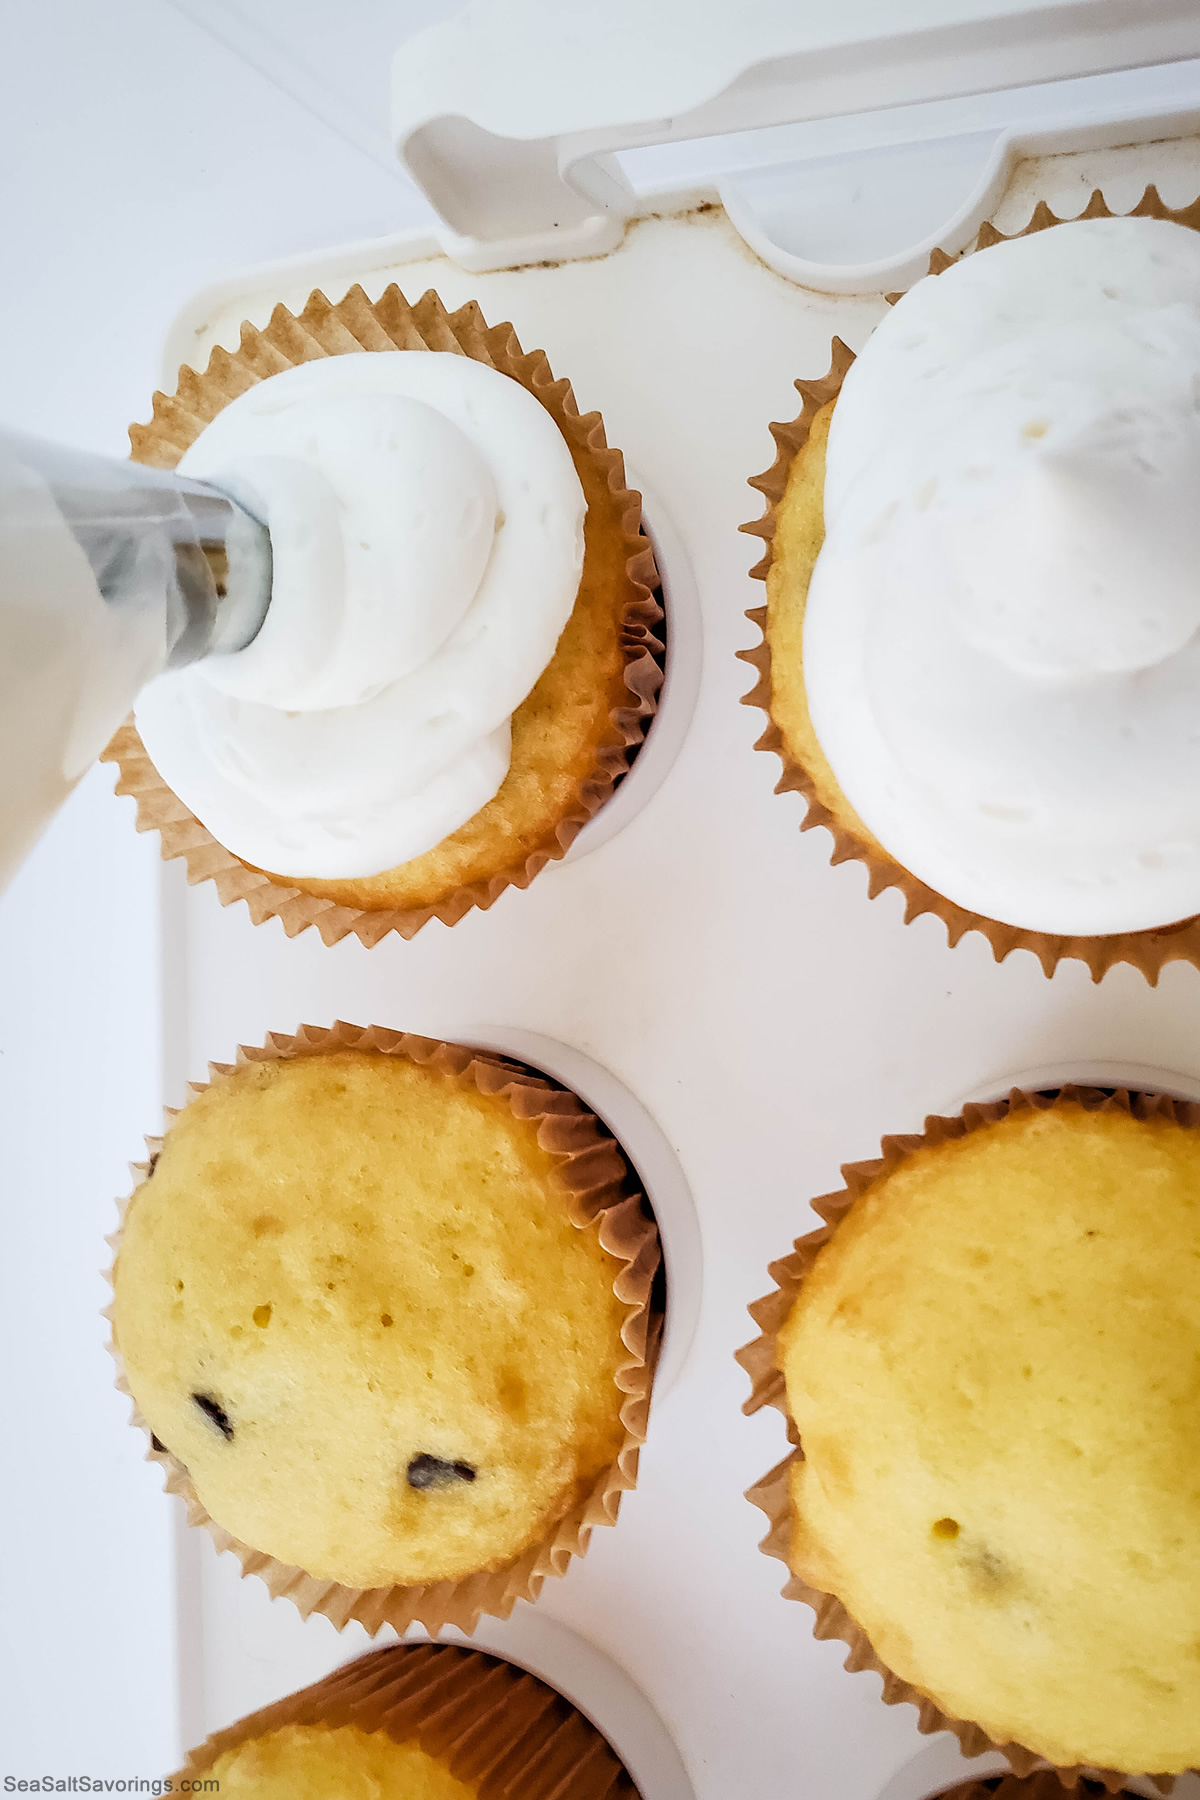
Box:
[739,184,1200,985]
[934,1779,1142,1800]
[179,1640,639,1798]
[105,1021,662,1636]
[737,1085,1200,1796]
[101,286,662,947]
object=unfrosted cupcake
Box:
[105,286,661,946]
[179,1640,640,1797]
[743,196,1200,981]
[931,1782,1138,1800]
[740,1086,1200,1785]
[109,1024,659,1633]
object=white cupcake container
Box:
[15,4,1200,1795]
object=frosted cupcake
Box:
[109,1024,659,1634]
[744,199,1200,980]
[179,1640,640,1797]
[105,287,661,945]
[740,1086,1200,1786]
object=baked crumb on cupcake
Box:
[745,1091,1200,1778]
[112,1046,644,1588]
[205,1723,475,1799]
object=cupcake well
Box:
[739,185,1200,984]
[738,1085,1199,1795]
[103,285,662,946]
[106,1021,661,1636]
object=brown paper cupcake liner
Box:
[737,1085,1197,1795]
[933,1779,1142,1800]
[178,1640,640,1797]
[106,1021,662,1636]
[102,285,662,947]
[739,184,1200,985]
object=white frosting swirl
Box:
[134,352,585,878]
[802,217,1200,936]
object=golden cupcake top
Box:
[777,1097,1200,1774]
[206,1722,477,1799]
[112,1049,632,1588]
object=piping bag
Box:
[0,428,272,891]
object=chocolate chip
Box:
[407,1453,476,1490]
[150,1435,167,1454]
[192,1393,234,1440]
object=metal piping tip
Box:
[4,426,272,669]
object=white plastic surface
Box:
[0,766,181,1778]
[564,481,702,867]
[406,1616,695,1800]
[388,0,1200,279]
[962,1062,1200,1108]
[716,66,1200,292]
[137,128,1200,1800]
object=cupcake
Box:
[179,1640,639,1797]
[103,286,662,946]
[742,190,1200,981]
[108,1023,659,1633]
[932,1783,1139,1800]
[739,1086,1200,1786]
